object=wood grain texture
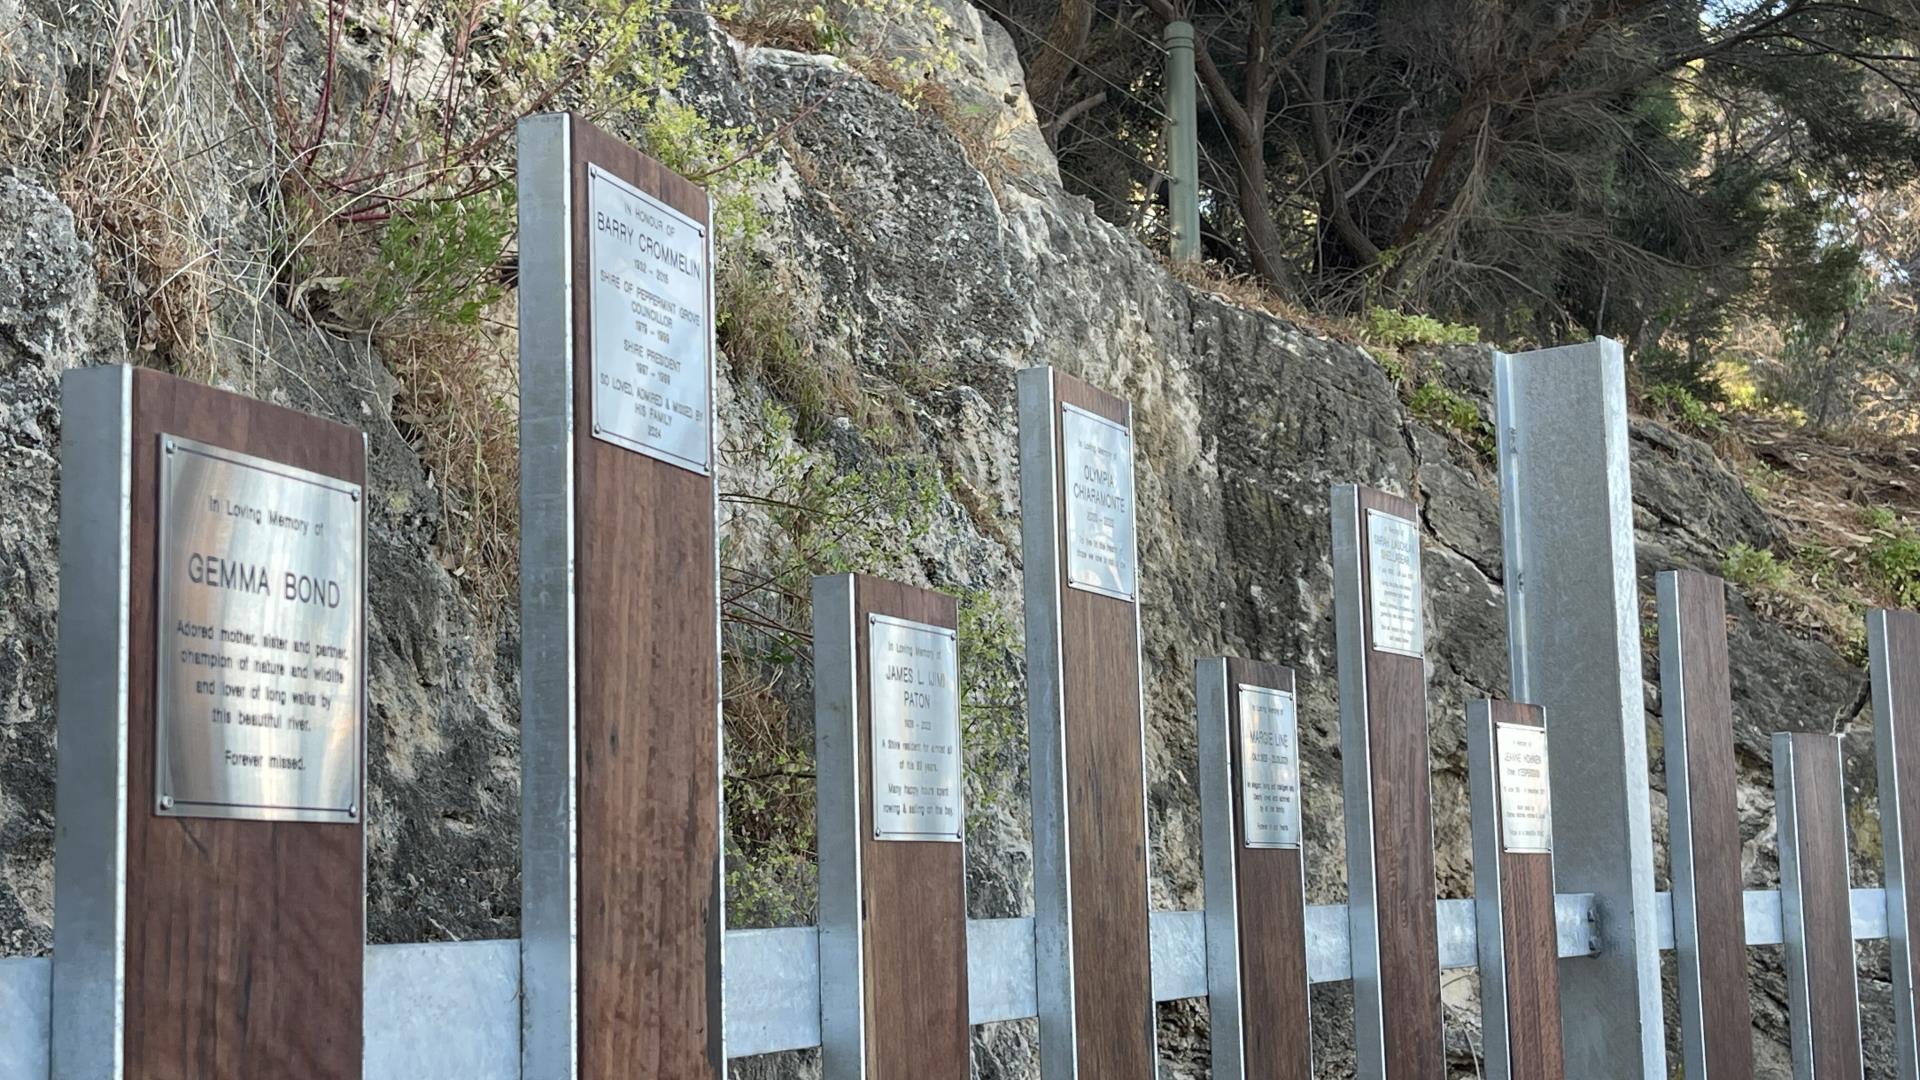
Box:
[124,367,364,1079]
[1880,608,1920,1051]
[569,115,724,1080]
[1778,733,1863,1079]
[1663,570,1757,1076]
[852,576,969,1077]
[1225,658,1311,1080]
[1356,487,1443,1079]
[1053,371,1154,1076]
[1487,701,1564,1080]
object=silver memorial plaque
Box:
[1238,684,1302,849]
[587,164,712,474]
[1496,722,1553,854]
[1060,402,1136,600]
[869,614,963,841]
[156,436,363,822]
[1366,508,1424,657]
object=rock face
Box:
[0,3,1890,1078]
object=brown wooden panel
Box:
[1661,570,1757,1076]
[1877,607,1920,1066]
[569,115,724,1079]
[1776,733,1863,1079]
[1053,370,1154,1075]
[123,367,364,1079]
[1225,657,1311,1080]
[1355,486,1443,1078]
[852,576,970,1077]
[1487,701,1564,1080]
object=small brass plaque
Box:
[156,436,363,822]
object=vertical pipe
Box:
[1163,21,1201,261]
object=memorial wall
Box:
[0,4,1900,1077]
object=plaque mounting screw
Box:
[347,801,358,820]
[163,441,175,455]
[350,491,359,503]
[159,795,173,810]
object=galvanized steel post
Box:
[1493,338,1666,1078]
[1163,21,1201,261]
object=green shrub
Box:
[1647,382,1729,436]
[1635,343,1726,404]
[957,588,1025,830]
[350,186,516,326]
[1409,379,1493,457]
[718,259,856,436]
[1363,307,1480,348]
[1723,543,1789,591]
[718,402,1029,922]
[1865,508,1920,608]
[1863,505,1900,532]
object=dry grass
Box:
[718,2,826,53]
[381,323,521,609]
[912,79,1020,200]
[0,3,235,377]
[718,254,875,436]
[0,0,538,610]
[1720,416,1920,659]
[1160,256,1366,344]
[719,654,818,925]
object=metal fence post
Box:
[1163,21,1201,261]
[1494,339,1667,1078]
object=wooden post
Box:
[1017,365,1154,1078]
[1330,483,1442,1078]
[1467,700,1564,1080]
[1658,570,1757,1078]
[813,574,969,1079]
[1773,732,1864,1079]
[516,112,723,1080]
[1873,608,1920,1079]
[1195,658,1311,1080]
[51,366,367,1079]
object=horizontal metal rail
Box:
[0,888,1891,1077]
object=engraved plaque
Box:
[156,436,363,822]
[1238,684,1302,849]
[869,614,963,841]
[1496,722,1553,854]
[588,164,712,474]
[1366,508,1424,657]
[1060,402,1136,600]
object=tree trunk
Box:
[1303,0,1382,267]
[1235,136,1292,290]
[1024,0,1095,113]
